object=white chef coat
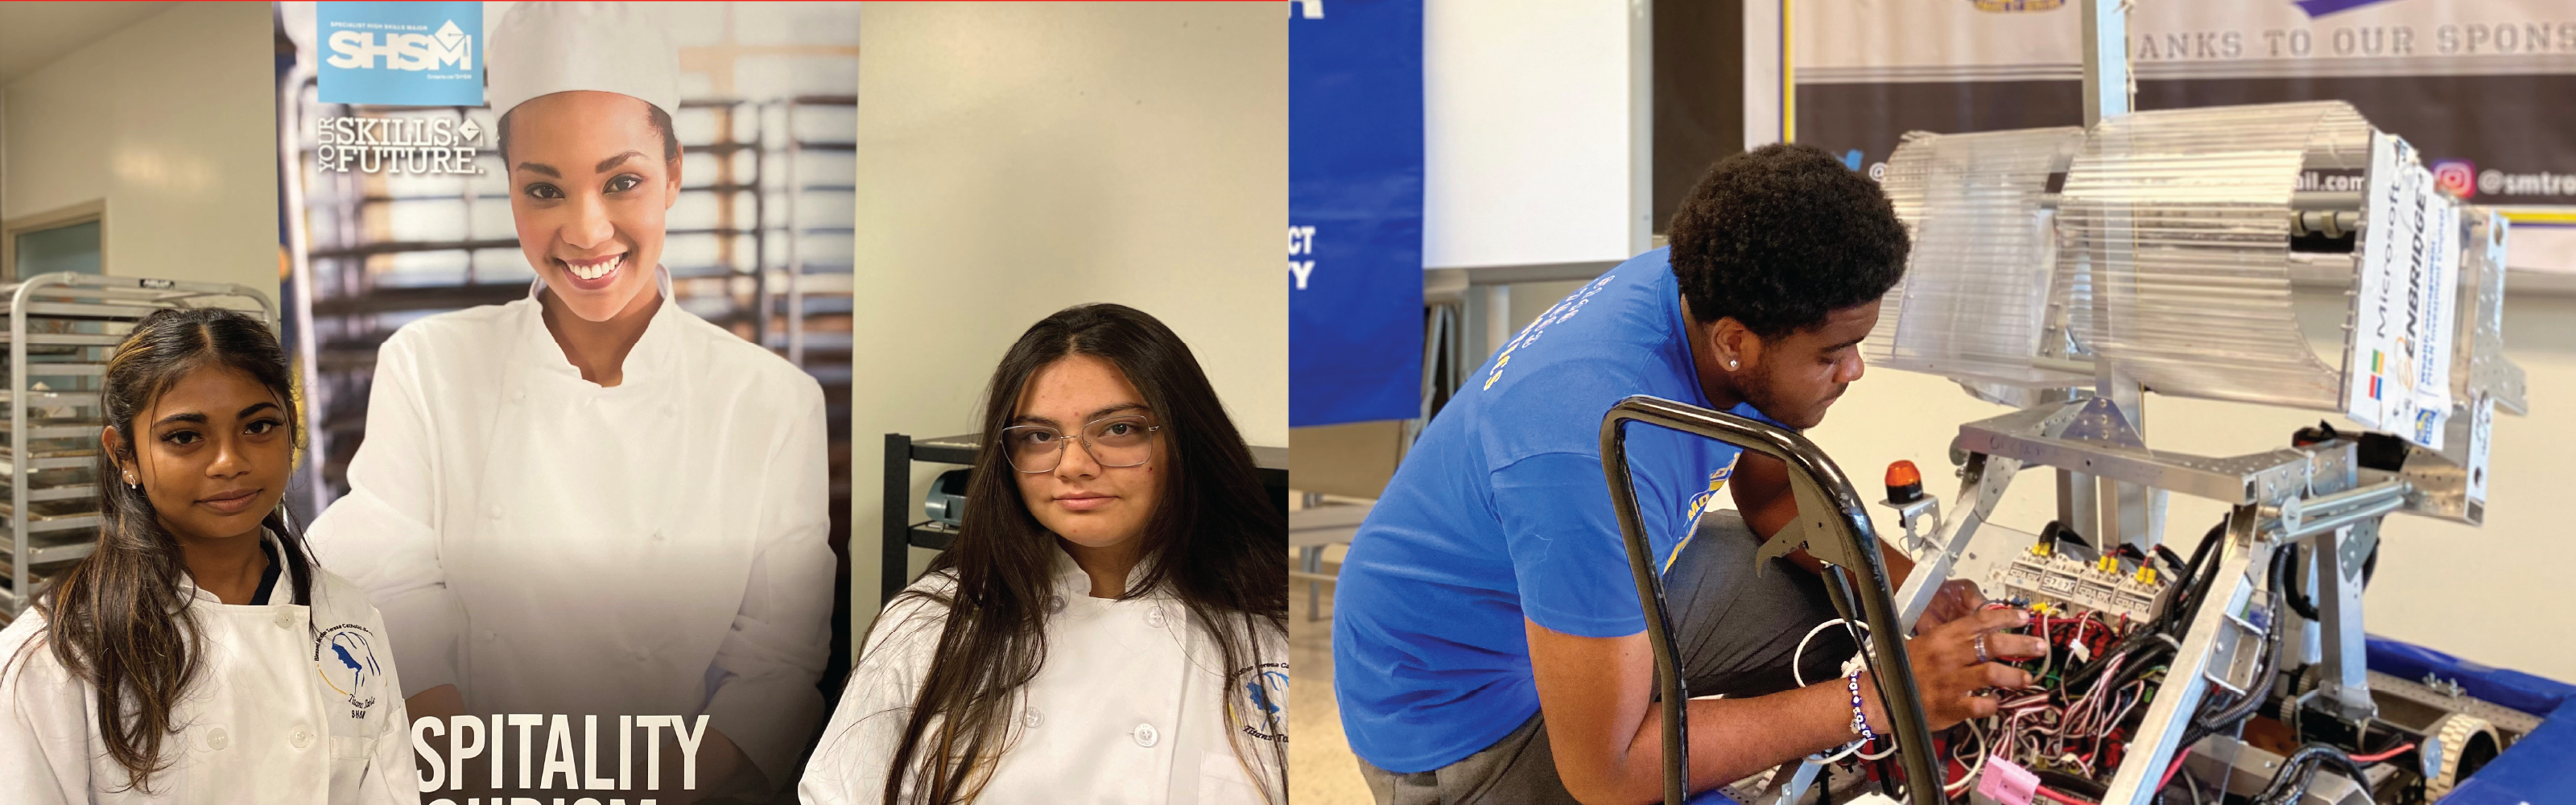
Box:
[306,270,834,784]
[0,530,418,804]
[799,547,1288,805]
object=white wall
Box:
[1800,290,2576,683]
[1,2,278,302]
[1423,0,1643,268]
[851,2,1286,636]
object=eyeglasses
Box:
[1000,415,1162,473]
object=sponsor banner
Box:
[1792,0,2576,271]
[1290,0,1427,426]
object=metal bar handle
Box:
[1599,394,1941,805]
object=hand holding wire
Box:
[1909,606,2046,729]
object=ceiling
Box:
[0,2,179,85]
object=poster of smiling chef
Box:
[272,2,860,803]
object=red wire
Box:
[2349,742,2417,763]
[2157,746,2195,791]
[2033,784,2096,805]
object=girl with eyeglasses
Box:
[801,303,1286,804]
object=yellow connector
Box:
[2135,566,2158,585]
[2097,555,2120,575]
[2032,541,2054,557]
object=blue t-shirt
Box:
[1331,249,1786,773]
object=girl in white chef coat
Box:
[0,308,415,804]
[802,303,1289,805]
[307,4,832,799]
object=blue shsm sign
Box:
[316,2,483,107]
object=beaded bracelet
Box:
[1845,667,1876,743]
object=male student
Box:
[1333,143,2039,804]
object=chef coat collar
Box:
[176,527,290,607]
[522,265,684,383]
[1047,539,1162,601]
[249,535,283,605]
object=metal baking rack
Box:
[0,274,275,621]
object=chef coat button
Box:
[274,611,296,629]
[1146,606,1166,629]
[290,724,315,749]
[1132,723,1159,748]
[1046,595,1065,614]
[206,727,229,750]
[1022,707,1043,729]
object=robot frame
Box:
[1602,101,2529,805]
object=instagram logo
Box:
[2432,159,2477,199]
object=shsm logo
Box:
[2431,159,2478,199]
[316,2,483,107]
[328,19,471,72]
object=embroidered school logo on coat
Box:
[313,623,384,713]
[1232,663,1290,743]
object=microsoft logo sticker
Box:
[2367,350,2383,400]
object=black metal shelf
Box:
[881,433,1288,602]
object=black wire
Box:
[2036,769,2108,799]
[2361,536,2380,588]
[2065,518,2229,697]
[2282,543,2322,621]
[2257,744,2372,805]
[2195,547,2294,733]
[2285,530,2386,622]
[2154,543,2190,580]
[2172,519,2232,634]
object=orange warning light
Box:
[1885,460,1923,489]
[1885,460,1925,503]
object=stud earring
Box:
[1727,359,1740,370]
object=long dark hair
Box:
[871,303,1287,803]
[7,307,314,794]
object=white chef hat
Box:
[485,2,680,118]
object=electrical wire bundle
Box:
[1935,520,2235,803]
[1799,517,2403,804]
[1934,599,2167,801]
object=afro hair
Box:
[1665,142,1909,339]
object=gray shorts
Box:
[1356,510,1855,805]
